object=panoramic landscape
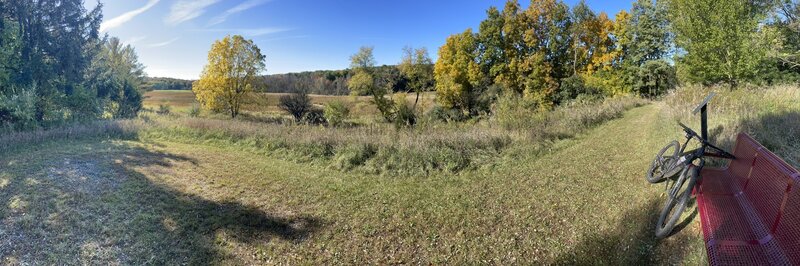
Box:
[1,0,800,264]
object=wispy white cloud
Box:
[124,36,148,45]
[100,0,161,32]
[147,38,180,48]
[208,0,271,26]
[239,27,289,37]
[199,27,290,37]
[261,35,310,42]
[166,0,221,25]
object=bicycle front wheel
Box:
[655,165,698,239]
[646,140,681,183]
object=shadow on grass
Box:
[553,197,698,265]
[0,143,322,264]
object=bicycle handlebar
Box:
[678,122,708,148]
[677,122,702,141]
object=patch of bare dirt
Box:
[44,158,122,196]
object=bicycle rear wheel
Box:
[655,165,698,238]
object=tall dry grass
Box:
[495,95,649,139]
[143,115,516,175]
[0,119,145,154]
[664,85,800,167]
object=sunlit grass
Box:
[11,85,800,263]
[0,103,712,264]
[663,85,800,167]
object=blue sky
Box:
[88,0,632,79]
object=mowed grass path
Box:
[0,104,707,264]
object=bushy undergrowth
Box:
[664,85,800,167]
[323,101,350,127]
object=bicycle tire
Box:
[655,165,698,238]
[646,140,681,183]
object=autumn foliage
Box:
[434,0,676,115]
[194,35,266,118]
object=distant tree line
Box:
[143,77,194,91]
[0,0,146,131]
[161,66,432,96]
[256,65,432,96]
[257,70,350,95]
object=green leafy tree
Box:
[670,0,770,86]
[535,0,574,82]
[0,18,22,88]
[627,0,672,66]
[634,60,676,97]
[86,37,146,118]
[348,46,395,121]
[1,0,103,125]
[478,6,506,84]
[398,46,433,110]
[607,0,674,95]
[570,0,596,75]
[759,0,800,83]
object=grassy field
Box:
[1,105,702,264]
[143,90,438,119]
[2,86,798,264]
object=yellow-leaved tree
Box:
[434,29,484,115]
[193,35,265,118]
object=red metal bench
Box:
[697,133,800,265]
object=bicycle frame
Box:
[666,94,736,198]
[675,129,735,165]
[674,93,736,166]
[652,92,738,238]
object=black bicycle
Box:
[645,93,735,238]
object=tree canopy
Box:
[669,0,771,86]
[193,35,266,118]
[348,46,397,121]
[399,46,434,109]
[0,0,145,130]
[434,29,484,114]
[435,0,677,114]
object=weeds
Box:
[664,85,800,167]
[189,104,201,117]
[157,104,171,115]
[0,119,145,154]
[496,95,649,140]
